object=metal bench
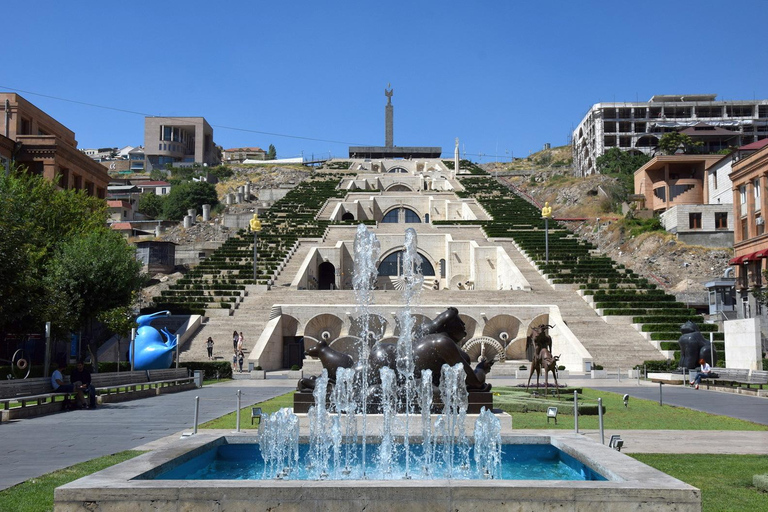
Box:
[0,377,77,421]
[251,406,262,426]
[699,368,767,390]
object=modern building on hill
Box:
[143,117,221,171]
[573,94,768,177]
[223,147,266,163]
[0,93,109,197]
[729,142,768,319]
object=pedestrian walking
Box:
[206,337,214,360]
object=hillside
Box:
[500,170,732,298]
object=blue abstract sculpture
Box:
[131,311,178,370]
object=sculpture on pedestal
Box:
[678,321,718,369]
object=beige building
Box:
[0,93,109,198]
[222,147,266,163]
[144,117,220,170]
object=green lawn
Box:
[633,454,768,512]
[0,451,145,512]
[199,391,296,429]
[494,387,768,430]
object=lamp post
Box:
[541,202,552,264]
[250,213,262,283]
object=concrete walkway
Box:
[0,379,295,491]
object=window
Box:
[740,185,747,205]
[382,209,399,223]
[755,179,761,210]
[689,212,702,229]
[403,208,421,223]
[757,216,765,236]
[20,117,30,135]
[377,251,435,277]
[742,218,749,240]
[715,212,728,230]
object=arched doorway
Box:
[318,262,336,290]
[341,211,354,221]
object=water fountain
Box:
[54,225,701,510]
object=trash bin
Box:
[248,362,254,372]
[585,361,592,372]
[193,370,203,388]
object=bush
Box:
[137,192,165,219]
[637,359,677,372]
[290,364,300,371]
[180,361,233,379]
[163,181,219,221]
[592,364,604,370]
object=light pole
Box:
[596,217,601,251]
[250,213,262,283]
[542,202,552,264]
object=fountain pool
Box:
[55,432,700,511]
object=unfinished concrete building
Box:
[572,94,768,177]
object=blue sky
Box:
[4,1,768,162]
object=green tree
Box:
[596,147,651,175]
[137,192,165,219]
[0,166,108,332]
[658,132,703,155]
[162,180,219,221]
[267,144,277,160]
[45,229,146,365]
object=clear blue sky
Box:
[4,1,768,162]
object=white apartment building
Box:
[572,94,768,177]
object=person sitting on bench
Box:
[51,361,84,407]
[70,359,96,409]
[691,358,711,390]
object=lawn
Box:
[199,390,296,429]
[633,454,768,512]
[0,450,145,512]
[494,387,768,430]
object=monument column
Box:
[454,137,460,178]
[385,85,393,148]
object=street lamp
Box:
[250,213,262,283]
[542,202,553,264]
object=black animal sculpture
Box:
[297,339,354,391]
[678,321,718,369]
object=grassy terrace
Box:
[455,176,722,364]
[146,174,347,316]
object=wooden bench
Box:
[0,377,78,421]
[699,368,768,391]
[0,368,196,420]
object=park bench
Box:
[0,377,78,421]
[697,368,768,391]
[0,368,196,421]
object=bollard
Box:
[598,398,604,444]
[636,367,640,386]
[659,382,663,406]
[202,204,211,222]
[573,390,579,433]
[183,215,192,229]
[193,396,200,435]
[187,209,196,223]
[618,367,621,383]
[236,389,242,432]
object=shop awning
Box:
[730,251,767,264]
[729,255,746,264]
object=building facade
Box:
[143,117,220,170]
[573,94,768,177]
[730,144,768,319]
[0,93,109,197]
[222,147,266,163]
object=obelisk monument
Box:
[385,84,394,148]
[454,137,460,177]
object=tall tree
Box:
[162,180,219,221]
[45,229,146,365]
[266,144,277,160]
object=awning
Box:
[730,251,768,264]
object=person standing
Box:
[238,350,245,373]
[71,360,96,408]
[232,330,239,352]
[232,351,238,372]
[237,332,244,353]
[206,337,215,360]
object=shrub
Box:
[290,364,300,371]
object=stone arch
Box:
[349,313,388,342]
[463,336,506,362]
[318,261,336,290]
[341,211,355,221]
[281,315,300,337]
[482,314,521,346]
[304,313,343,342]
[377,249,436,277]
[392,313,431,337]
[386,166,408,173]
[385,183,413,192]
[636,135,659,148]
[458,314,478,345]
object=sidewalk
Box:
[0,379,295,491]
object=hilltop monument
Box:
[385,84,394,148]
[349,85,441,159]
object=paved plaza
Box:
[1,375,767,492]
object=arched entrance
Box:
[318,262,336,290]
[341,211,354,221]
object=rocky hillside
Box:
[499,170,732,297]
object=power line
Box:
[0,85,367,146]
